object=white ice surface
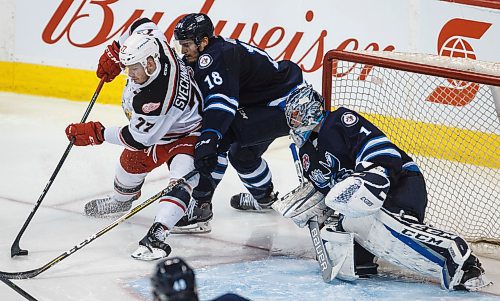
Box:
[0,92,498,301]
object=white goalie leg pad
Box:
[341,208,473,290]
[321,226,358,282]
[325,167,388,218]
[272,181,332,228]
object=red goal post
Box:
[322,50,499,256]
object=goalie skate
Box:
[84,193,140,217]
[131,222,172,261]
[171,200,213,234]
[454,255,492,291]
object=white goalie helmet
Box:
[285,84,326,147]
[119,32,160,76]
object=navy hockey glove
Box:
[194,131,220,177]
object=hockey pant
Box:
[194,141,275,202]
[193,105,289,202]
[113,135,200,229]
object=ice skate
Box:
[230,191,278,211]
[171,200,213,234]
[355,262,378,278]
[454,255,492,291]
[84,193,140,217]
[131,222,172,261]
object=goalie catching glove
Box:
[325,162,390,218]
[272,181,333,228]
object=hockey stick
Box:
[288,143,335,283]
[1,170,198,279]
[11,78,106,258]
[1,278,38,301]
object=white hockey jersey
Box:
[104,20,203,150]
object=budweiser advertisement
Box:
[2,0,498,100]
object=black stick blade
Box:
[11,242,29,257]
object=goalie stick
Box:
[288,143,335,283]
[0,171,197,280]
[11,77,106,258]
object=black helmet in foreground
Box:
[151,257,198,301]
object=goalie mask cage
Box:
[322,50,499,257]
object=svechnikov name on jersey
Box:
[171,62,192,111]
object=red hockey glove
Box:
[65,121,105,146]
[96,41,123,82]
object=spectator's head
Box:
[151,257,199,301]
[174,13,214,63]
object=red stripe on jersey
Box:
[162,122,202,137]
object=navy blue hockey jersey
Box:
[189,36,303,139]
[299,107,420,195]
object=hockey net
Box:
[322,50,499,258]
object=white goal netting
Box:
[323,50,499,257]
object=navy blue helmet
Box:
[174,13,214,45]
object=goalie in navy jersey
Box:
[171,13,306,233]
[272,84,491,291]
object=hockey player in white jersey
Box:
[272,85,491,291]
[65,20,203,260]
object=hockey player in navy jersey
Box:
[272,84,491,291]
[151,257,249,301]
[65,20,204,260]
[172,13,305,233]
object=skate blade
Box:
[464,275,493,291]
[131,245,168,261]
[84,212,127,219]
[232,207,274,213]
[170,222,212,234]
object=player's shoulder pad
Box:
[331,106,361,128]
[130,18,153,33]
[196,38,236,71]
[196,37,226,70]
[131,82,167,116]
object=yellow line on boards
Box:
[0,61,124,105]
[1,61,498,168]
[364,113,499,169]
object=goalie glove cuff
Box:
[325,165,390,218]
[355,161,388,176]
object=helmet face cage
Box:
[285,84,325,147]
[174,13,214,45]
[151,258,198,301]
[120,33,160,76]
